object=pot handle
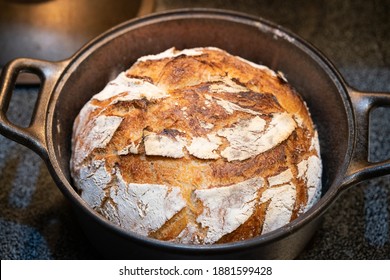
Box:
[0,58,66,160]
[342,87,390,187]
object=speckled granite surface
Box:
[0,0,389,259]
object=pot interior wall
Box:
[51,13,351,200]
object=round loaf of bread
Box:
[70,47,322,244]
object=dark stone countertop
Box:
[1,0,389,259]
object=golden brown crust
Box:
[70,47,322,244]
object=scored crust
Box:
[70,47,322,244]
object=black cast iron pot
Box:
[1,9,390,259]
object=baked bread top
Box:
[70,47,322,244]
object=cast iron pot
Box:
[1,9,390,259]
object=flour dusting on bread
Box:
[70,47,322,244]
